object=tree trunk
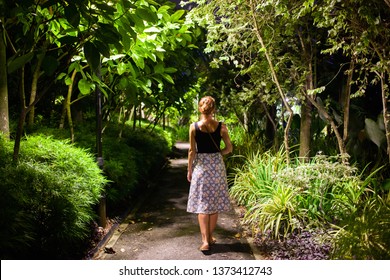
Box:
[299,97,312,159]
[262,102,278,149]
[13,108,28,163]
[66,70,77,142]
[0,11,9,137]
[304,93,347,160]
[379,72,390,163]
[132,105,137,130]
[297,31,314,161]
[13,66,27,163]
[27,50,46,127]
[249,0,294,163]
[342,59,354,144]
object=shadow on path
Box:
[95,142,255,260]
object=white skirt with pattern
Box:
[187,153,232,214]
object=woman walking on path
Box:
[187,96,233,252]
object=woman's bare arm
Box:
[220,124,233,155]
[187,123,197,182]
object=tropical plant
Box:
[231,150,374,239]
[331,192,390,259]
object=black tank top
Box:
[194,121,222,153]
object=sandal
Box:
[199,244,210,252]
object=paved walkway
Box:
[94,142,256,260]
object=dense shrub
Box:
[331,193,390,259]
[0,135,107,259]
[32,122,172,208]
[230,149,390,259]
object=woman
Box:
[187,96,233,252]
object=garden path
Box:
[93,142,258,260]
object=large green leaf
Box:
[7,52,34,74]
[154,63,164,74]
[58,36,79,45]
[95,23,121,44]
[131,53,145,69]
[161,73,174,84]
[170,10,185,22]
[78,79,95,95]
[64,4,80,28]
[119,26,132,51]
[127,62,138,78]
[164,67,177,74]
[117,62,127,75]
[128,13,144,29]
[136,8,158,23]
[93,40,110,58]
[84,42,100,72]
[365,118,385,148]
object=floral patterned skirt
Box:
[187,153,232,214]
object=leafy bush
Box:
[123,127,171,176]
[331,191,390,259]
[102,139,139,205]
[32,122,172,209]
[0,135,107,259]
[230,151,369,239]
[275,155,364,224]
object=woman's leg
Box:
[198,214,210,249]
[209,213,218,243]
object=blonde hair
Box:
[198,96,216,115]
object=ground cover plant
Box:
[230,149,390,259]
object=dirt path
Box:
[94,142,256,260]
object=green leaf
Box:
[118,77,128,89]
[84,42,100,72]
[127,62,138,78]
[145,0,160,6]
[7,52,34,74]
[93,41,111,58]
[132,53,145,69]
[78,79,95,95]
[96,23,121,44]
[365,118,385,148]
[128,14,144,29]
[128,26,138,41]
[170,10,185,22]
[117,62,127,75]
[154,63,164,74]
[65,76,72,86]
[144,27,161,33]
[64,4,80,28]
[58,36,79,45]
[136,8,158,23]
[164,67,177,74]
[161,73,174,84]
[94,3,116,15]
